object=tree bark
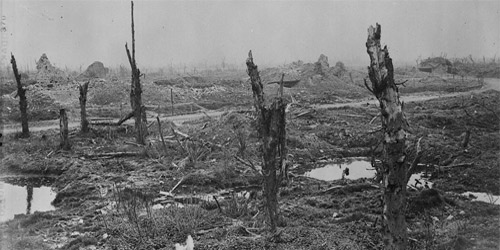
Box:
[10,54,29,138]
[246,50,287,232]
[79,81,90,133]
[125,0,147,144]
[59,109,71,150]
[365,24,409,250]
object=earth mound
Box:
[78,61,109,80]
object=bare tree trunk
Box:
[365,23,409,250]
[59,109,71,150]
[10,54,29,138]
[246,50,287,232]
[125,0,147,144]
[79,81,90,133]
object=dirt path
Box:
[3,78,498,135]
[1,111,226,135]
[314,77,500,109]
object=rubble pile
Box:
[35,53,67,85]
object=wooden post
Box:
[79,81,90,133]
[125,0,147,144]
[156,116,167,153]
[10,54,29,138]
[246,50,287,232]
[170,88,174,116]
[365,23,409,250]
[59,109,71,150]
[461,128,471,149]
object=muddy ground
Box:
[1,67,499,250]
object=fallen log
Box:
[319,183,379,194]
[89,121,121,126]
[435,163,474,172]
[83,151,141,158]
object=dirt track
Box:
[2,78,498,135]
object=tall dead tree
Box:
[125,1,147,144]
[10,54,29,138]
[246,50,287,232]
[365,23,409,250]
[79,81,90,133]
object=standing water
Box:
[461,192,500,205]
[304,158,434,189]
[0,177,57,222]
[304,158,375,181]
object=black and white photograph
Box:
[0,0,499,249]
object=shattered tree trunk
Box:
[246,50,287,232]
[79,81,90,133]
[59,109,71,150]
[365,24,409,250]
[11,54,29,138]
[125,0,147,144]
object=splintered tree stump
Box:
[125,0,147,144]
[365,23,409,250]
[59,109,71,150]
[79,81,90,132]
[11,54,30,138]
[246,50,287,232]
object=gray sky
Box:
[1,0,499,70]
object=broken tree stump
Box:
[79,81,90,132]
[365,23,409,250]
[125,0,147,144]
[246,50,287,232]
[59,109,71,150]
[11,53,30,138]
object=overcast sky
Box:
[1,0,499,70]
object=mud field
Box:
[1,64,499,250]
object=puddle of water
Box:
[408,172,434,189]
[461,192,500,205]
[304,158,375,181]
[0,178,57,222]
[304,158,435,190]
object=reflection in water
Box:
[0,177,56,222]
[304,159,374,181]
[27,184,33,215]
[304,158,435,190]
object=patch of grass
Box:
[9,237,52,250]
[221,193,255,219]
[62,236,98,250]
[19,211,56,228]
[104,186,229,249]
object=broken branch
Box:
[234,155,261,174]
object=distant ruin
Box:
[418,57,452,74]
[314,54,330,75]
[77,61,109,80]
[35,53,65,85]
